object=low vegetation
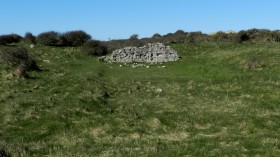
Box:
[81,40,108,56]
[60,30,91,47]
[36,30,91,47]
[24,32,36,44]
[0,46,40,79]
[0,34,22,45]
[37,31,61,46]
[1,28,280,51]
[0,42,280,156]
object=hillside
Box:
[1,42,280,156]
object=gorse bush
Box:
[0,34,22,45]
[37,31,60,46]
[24,32,36,44]
[0,47,39,72]
[61,30,91,46]
[81,40,108,56]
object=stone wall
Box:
[102,43,179,63]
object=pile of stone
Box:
[100,43,180,63]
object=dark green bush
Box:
[173,30,187,43]
[234,29,274,43]
[152,33,161,39]
[60,30,91,46]
[0,34,23,45]
[235,31,250,43]
[174,30,185,35]
[81,40,108,56]
[0,47,39,71]
[37,31,60,46]
[24,32,36,44]
[150,33,162,43]
[160,33,174,43]
[185,32,206,43]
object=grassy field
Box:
[1,42,280,156]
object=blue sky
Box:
[1,0,279,40]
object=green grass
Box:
[1,42,280,156]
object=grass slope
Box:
[1,43,280,156]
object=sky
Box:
[0,0,279,40]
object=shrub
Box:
[209,31,237,42]
[159,31,207,44]
[173,30,187,43]
[24,32,36,44]
[235,31,250,43]
[268,30,280,42]
[152,33,161,39]
[161,33,174,44]
[81,40,108,56]
[0,34,23,45]
[174,30,185,35]
[0,47,39,72]
[37,31,60,46]
[151,33,162,43]
[60,30,91,46]
[185,32,206,43]
[105,39,127,53]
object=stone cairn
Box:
[100,43,180,63]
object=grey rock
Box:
[102,43,179,63]
[98,56,107,62]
